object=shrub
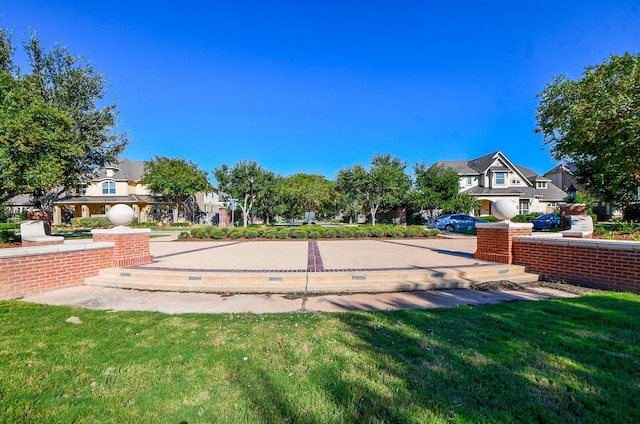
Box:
[405,226,423,238]
[178,231,190,240]
[320,228,336,238]
[289,229,307,240]
[0,229,19,244]
[353,227,369,238]
[209,228,227,239]
[275,228,289,239]
[385,226,404,238]
[424,228,440,237]
[190,227,209,239]
[263,229,277,239]
[308,230,320,239]
[245,229,259,239]
[0,223,19,230]
[170,222,190,227]
[228,228,245,239]
[71,217,112,228]
[337,227,355,238]
[132,221,159,228]
[369,226,385,237]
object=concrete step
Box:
[85,264,539,294]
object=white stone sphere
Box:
[108,204,135,226]
[492,199,518,221]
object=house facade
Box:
[437,151,566,216]
[52,158,220,225]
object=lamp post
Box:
[566,184,577,204]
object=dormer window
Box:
[495,172,506,186]
[102,180,116,195]
[536,182,548,189]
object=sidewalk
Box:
[19,234,581,313]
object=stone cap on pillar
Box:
[476,222,534,230]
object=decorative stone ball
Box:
[492,199,518,221]
[108,204,135,226]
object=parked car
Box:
[427,214,486,232]
[531,213,561,230]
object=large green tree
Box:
[213,161,270,227]
[0,28,128,206]
[0,70,78,203]
[535,52,640,208]
[253,171,285,224]
[336,154,411,225]
[412,162,479,216]
[142,156,211,222]
[280,173,336,221]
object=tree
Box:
[412,162,459,216]
[535,52,640,209]
[336,154,411,225]
[213,161,269,227]
[142,156,211,222]
[0,27,128,205]
[253,171,285,224]
[411,162,479,216]
[0,70,78,203]
[280,173,336,221]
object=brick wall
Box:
[513,237,640,293]
[0,243,114,299]
[92,229,152,267]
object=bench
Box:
[20,220,64,247]
[561,215,593,238]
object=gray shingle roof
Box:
[95,158,145,182]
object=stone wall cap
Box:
[514,236,640,251]
[0,241,114,259]
[476,222,534,229]
[92,227,152,235]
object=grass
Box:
[1,293,640,423]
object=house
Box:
[437,151,566,216]
[544,163,619,220]
[52,158,220,225]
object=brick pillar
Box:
[475,222,533,264]
[218,207,229,228]
[559,203,586,230]
[92,228,152,267]
[25,210,53,234]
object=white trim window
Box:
[519,200,530,214]
[495,172,506,186]
[102,180,116,195]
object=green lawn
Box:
[1,293,639,423]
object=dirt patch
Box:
[471,280,604,295]
[0,242,21,249]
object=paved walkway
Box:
[21,233,581,313]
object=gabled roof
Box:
[94,158,145,182]
[438,151,532,185]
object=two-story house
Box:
[52,158,220,225]
[437,151,566,216]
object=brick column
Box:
[559,203,586,230]
[218,207,229,228]
[475,222,533,264]
[92,228,152,267]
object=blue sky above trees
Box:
[2,1,639,179]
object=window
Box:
[511,178,521,185]
[536,182,547,189]
[466,176,473,185]
[102,181,116,194]
[519,200,530,214]
[495,172,506,185]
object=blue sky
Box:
[2,1,639,181]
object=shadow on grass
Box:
[324,294,640,422]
